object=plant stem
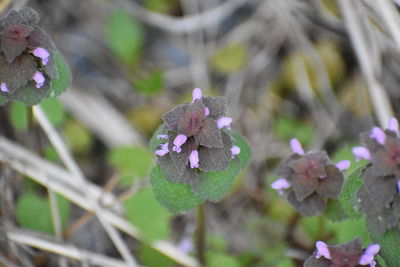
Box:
[195,203,206,266]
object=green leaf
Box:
[231,130,251,169]
[211,43,247,74]
[63,120,92,154]
[137,243,176,267]
[273,115,314,147]
[49,53,72,97]
[339,164,366,219]
[150,165,203,214]
[109,146,154,186]
[324,199,348,222]
[10,102,28,131]
[370,228,400,267]
[16,192,70,235]
[208,252,240,267]
[149,124,165,152]
[105,9,144,65]
[133,69,164,95]
[124,189,170,241]
[40,98,65,126]
[193,159,241,202]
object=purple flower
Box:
[173,134,187,153]
[155,143,169,156]
[315,241,331,259]
[32,71,45,88]
[273,139,346,216]
[155,88,238,185]
[271,178,291,195]
[217,117,232,129]
[304,238,381,267]
[290,138,304,155]
[0,82,9,92]
[32,47,50,65]
[231,145,240,158]
[353,146,371,162]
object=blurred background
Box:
[1,0,400,266]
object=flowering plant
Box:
[0,7,71,105]
[149,88,251,213]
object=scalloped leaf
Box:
[339,164,366,219]
[16,192,70,235]
[370,228,400,267]
[193,158,241,202]
[231,130,251,169]
[48,52,72,97]
[150,165,203,213]
[124,189,171,241]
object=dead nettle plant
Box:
[271,117,400,266]
[149,88,251,264]
[0,7,71,106]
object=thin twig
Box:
[338,0,393,126]
[114,0,256,34]
[0,136,199,267]
[32,106,139,267]
[7,228,128,267]
[195,203,206,265]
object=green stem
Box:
[195,203,206,266]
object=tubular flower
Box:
[154,88,239,185]
[354,117,400,234]
[304,238,381,267]
[272,138,348,216]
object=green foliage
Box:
[192,159,241,202]
[150,165,203,213]
[370,228,400,266]
[63,120,92,154]
[149,125,252,213]
[105,9,144,65]
[16,192,70,235]
[148,124,164,151]
[324,199,348,222]
[211,43,247,74]
[40,98,66,126]
[207,252,240,267]
[133,70,164,95]
[124,189,170,241]
[48,53,72,97]
[339,164,366,219]
[109,145,154,186]
[232,130,251,169]
[273,115,314,146]
[137,243,176,267]
[10,102,28,131]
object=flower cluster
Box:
[304,238,381,267]
[0,7,57,104]
[271,139,348,216]
[352,117,400,234]
[154,88,240,186]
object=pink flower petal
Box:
[335,160,351,171]
[315,241,331,259]
[370,127,386,145]
[0,82,9,92]
[388,117,399,136]
[189,150,199,168]
[290,138,304,155]
[217,117,232,129]
[192,88,202,102]
[352,146,371,162]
